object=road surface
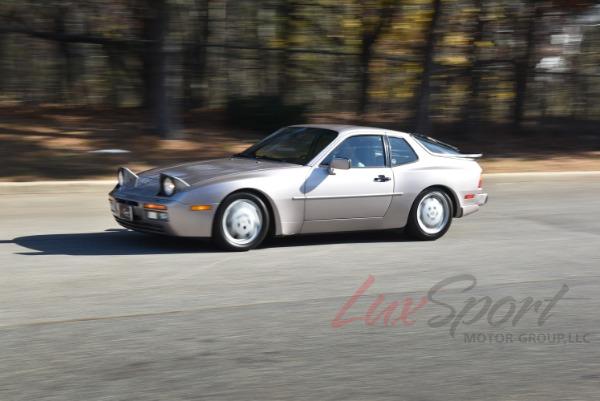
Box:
[1,174,599,401]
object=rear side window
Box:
[389,137,418,166]
[413,135,461,155]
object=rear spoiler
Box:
[451,153,483,160]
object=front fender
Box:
[180,167,310,236]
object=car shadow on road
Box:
[10,229,215,256]
[9,229,413,256]
[266,229,411,248]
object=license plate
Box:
[118,203,133,221]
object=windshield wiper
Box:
[253,155,291,163]
[232,153,253,159]
[233,153,298,164]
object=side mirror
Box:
[329,157,351,175]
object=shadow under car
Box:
[8,228,412,256]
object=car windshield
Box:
[235,127,338,165]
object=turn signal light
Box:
[144,203,168,211]
[190,205,212,211]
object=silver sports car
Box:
[109,125,488,251]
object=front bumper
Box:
[109,188,218,237]
[458,193,488,218]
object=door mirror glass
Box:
[329,157,351,174]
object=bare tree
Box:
[513,2,541,131]
[414,0,442,134]
[278,0,297,100]
[462,0,485,137]
[183,0,210,109]
[357,0,401,115]
[141,0,181,138]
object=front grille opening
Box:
[115,217,166,234]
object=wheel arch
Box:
[419,185,461,218]
[215,188,280,237]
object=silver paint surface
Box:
[109,125,487,238]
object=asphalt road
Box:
[1,174,599,401]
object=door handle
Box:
[374,175,391,182]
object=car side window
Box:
[389,137,418,166]
[322,135,385,168]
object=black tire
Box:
[213,192,270,251]
[406,189,453,241]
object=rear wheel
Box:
[406,189,453,241]
[213,192,270,251]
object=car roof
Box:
[289,124,409,138]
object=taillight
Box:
[478,176,483,189]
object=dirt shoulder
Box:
[480,155,600,173]
[1,106,598,181]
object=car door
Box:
[303,134,394,221]
[384,135,421,227]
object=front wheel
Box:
[213,192,270,251]
[406,189,453,241]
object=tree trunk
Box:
[141,0,179,139]
[255,1,269,94]
[54,12,75,103]
[278,0,295,100]
[183,0,210,109]
[462,0,485,137]
[357,37,374,116]
[513,4,540,131]
[182,42,198,109]
[105,45,125,107]
[414,0,442,134]
[356,2,401,116]
[0,34,5,95]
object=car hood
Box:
[138,157,298,187]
